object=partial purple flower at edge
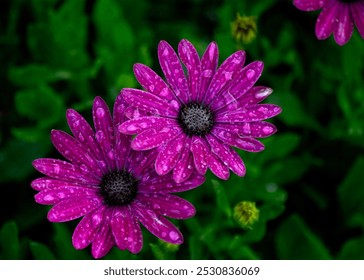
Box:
[293,0,364,46]
[119,39,282,183]
[31,96,204,259]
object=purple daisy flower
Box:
[293,0,364,45]
[31,95,204,259]
[119,39,281,183]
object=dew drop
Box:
[53,164,60,174]
[43,194,54,202]
[78,133,85,142]
[163,48,169,56]
[160,87,169,97]
[202,70,213,77]
[255,88,272,98]
[96,107,105,118]
[246,69,255,79]
[263,126,273,134]
[169,231,179,241]
[95,131,105,142]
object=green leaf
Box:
[276,214,331,259]
[228,236,260,260]
[189,235,205,260]
[29,241,56,260]
[12,126,49,143]
[8,64,56,87]
[211,179,232,219]
[337,237,364,260]
[261,133,300,160]
[150,243,167,260]
[0,221,20,259]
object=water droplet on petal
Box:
[149,85,155,92]
[95,131,105,142]
[43,194,53,202]
[263,126,273,134]
[169,231,179,241]
[53,164,60,174]
[255,88,272,98]
[202,70,213,77]
[163,48,169,56]
[96,107,105,118]
[246,69,255,79]
[78,133,85,142]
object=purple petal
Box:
[190,136,209,175]
[35,185,98,205]
[124,106,148,120]
[72,205,107,250]
[91,208,114,259]
[206,134,246,176]
[351,3,364,39]
[204,50,246,105]
[178,39,201,101]
[111,206,143,254]
[122,88,178,117]
[47,196,102,222]
[31,177,94,191]
[216,122,277,138]
[33,159,100,185]
[51,130,102,178]
[155,134,185,175]
[133,63,175,101]
[113,94,132,170]
[127,149,159,177]
[93,96,116,171]
[158,40,189,104]
[199,42,218,103]
[66,109,107,173]
[139,171,204,193]
[216,104,282,123]
[137,193,195,219]
[293,0,325,11]
[119,116,177,135]
[131,126,182,151]
[333,3,354,46]
[208,152,230,180]
[316,0,340,40]
[133,201,184,244]
[172,137,194,183]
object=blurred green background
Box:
[1,0,364,260]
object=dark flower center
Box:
[178,102,214,136]
[100,170,138,206]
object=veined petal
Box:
[216,122,277,138]
[315,0,340,40]
[133,201,184,244]
[172,137,194,183]
[47,196,102,222]
[293,0,326,11]
[111,206,143,254]
[131,126,182,151]
[122,88,178,117]
[72,205,107,250]
[178,39,201,102]
[158,40,189,104]
[133,63,175,101]
[351,3,364,39]
[137,193,195,219]
[32,159,100,185]
[119,117,177,135]
[199,42,219,103]
[208,152,230,180]
[190,136,209,175]
[91,208,114,259]
[124,106,148,120]
[127,149,159,177]
[31,177,98,191]
[333,3,354,46]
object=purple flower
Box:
[119,39,281,183]
[31,96,204,259]
[293,0,364,46]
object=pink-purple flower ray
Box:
[133,201,183,244]
[333,3,354,46]
[199,42,219,103]
[133,63,175,101]
[119,116,177,135]
[51,130,102,178]
[178,39,201,102]
[126,149,159,178]
[122,88,178,117]
[47,196,103,222]
[91,208,114,259]
[124,106,148,120]
[190,136,209,175]
[216,122,277,138]
[131,126,182,151]
[33,159,100,185]
[31,177,97,191]
[206,134,246,176]
[204,50,246,105]
[208,152,230,180]
[172,137,194,183]
[111,207,143,253]
[35,186,98,205]
[72,205,107,250]
[155,133,186,176]
[351,3,364,38]
[293,0,325,11]
[137,193,195,219]
[315,0,340,40]
[158,40,189,104]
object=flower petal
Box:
[155,134,186,175]
[124,106,148,120]
[91,208,114,259]
[72,205,107,250]
[315,0,340,40]
[190,136,209,175]
[47,196,102,222]
[137,193,196,219]
[216,122,277,138]
[204,50,246,105]
[333,3,354,46]
[122,88,178,117]
[32,159,100,185]
[206,134,246,176]
[293,0,325,11]
[133,63,175,101]
[158,40,189,104]
[111,206,143,254]
[133,201,184,244]
[119,116,177,135]
[208,152,230,180]
[178,39,201,101]
[172,137,194,183]
[127,149,159,177]
[351,3,364,39]
[199,42,218,103]
[31,177,95,191]
[131,126,182,151]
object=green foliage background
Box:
[1,0,364,260]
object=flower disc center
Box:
[100,171,138,206]
[178,102,214,136]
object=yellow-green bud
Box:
[233,201,259,229]
[231,14,257,44]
